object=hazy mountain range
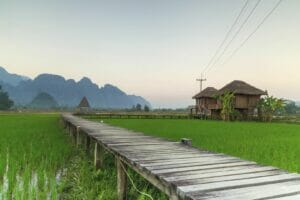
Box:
[0,66,151,108]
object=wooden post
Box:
[86,135,91,153]
[169,194,180,200]
[76,126,81,147]
[69,124,73,137]
[68,122,71,134]
[116,158,127,200]
[94,142,103,169]
[181,138,192,146]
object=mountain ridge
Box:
[0,66,29,86]
[0,67,151,109]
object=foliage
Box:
[258,95,285,121]
[136,103,142,111]
[217,91,235,121]
[104,119,300,173]
[144,105,150,112]
[285,101,299,115]
[0,85,14,110]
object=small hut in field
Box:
[77,96,91,113]
[192,87,218,116]
[217,80,267,117]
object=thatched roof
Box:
[218,80,267,96]
[193,87,218,99]
[78,96,90,108]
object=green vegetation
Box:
[102,119,300,173]
[216,91,235,121]
[29,92,59,109]
[0,114,72,199]
[0,85,14,110]
[0,114,167,199]
[258,95,285,121]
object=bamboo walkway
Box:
[62,114,300,200]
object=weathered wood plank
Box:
[163,166,278,182]
[152,161,257,175]
[178,173,300,194]
[189,180,300,200]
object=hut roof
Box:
[218,80,267,96]
[78,96,90,108]
[193,87,218,99]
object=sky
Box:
[0,0,299,108]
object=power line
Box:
[204,0,262,74]
[219,0,284,68]
[201,0,250,74]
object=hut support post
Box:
[94,142,103,169]
[116,158,127,200]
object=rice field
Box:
[3,114,299,199]
[102,119,300,173]
[0,114,73,199]
[0,114,167,200]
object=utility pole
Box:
[196,74,206,92]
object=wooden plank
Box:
[271,194,300,200]
[146,160,248,171]
[178,173,300,194]
[172,170,286,186]
[163,166,278,182]
[152,161,257,174]
[140,157,241,167]
[189,180,300,200]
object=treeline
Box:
[0,85,14,110]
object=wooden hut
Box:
[216,80,267,117]
[77,96,91,113]
[192,87,218,116]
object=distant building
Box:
[193,80,267,119]
[77,96,91,113]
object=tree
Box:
[144,105,150,112]
[217,91,235,121]
[136,103,142,111]
[285,101,298,115]
[0,85,14,110]
[257,95,285,121]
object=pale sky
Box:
[0,0,299,108]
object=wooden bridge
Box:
[62,114,300,200]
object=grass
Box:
[0,113,73,199]
[0,113,167,199]
[101,119,300,173]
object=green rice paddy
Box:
[0,114,73,199]
[0,114,167,200]
[103,119,300,173]
[2,114,299,199]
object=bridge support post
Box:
[69,124,73,137]
[76,126,81,147]
[86,135,91,153]
[116,158,127,200]
[94,142,103,169]
[181,138,192,146]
